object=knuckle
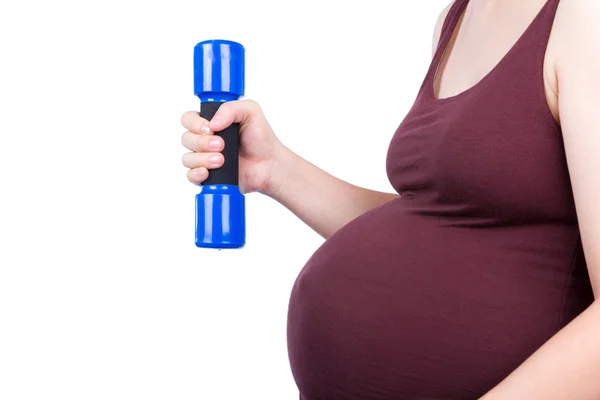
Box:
[181,111,193,126]
[193,168,207,183]
[195,117,209,132]
[217,102,232,116]
[197,135,207,150]
[245,99,261,113]
[181,131,189,144]
[182,152,194,167]
[187,169,198,184]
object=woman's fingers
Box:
[180,111,211,135]
[181,152,224,169]
[187,167,209,185]
[180,99,261,134]
[181,131,223,152]
[208,99,262,132]
[180,100,263,187]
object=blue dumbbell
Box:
[193,39,245,249]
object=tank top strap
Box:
[534,0,561,46]
[429,0,561,68]
[420,0,469,95]
[432,0,469,67]
[418,0,562,100]
[506,0,561,94]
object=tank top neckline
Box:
[425,0,556,104]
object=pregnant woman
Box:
[181,0,600,398]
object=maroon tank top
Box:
[286,0,593,398]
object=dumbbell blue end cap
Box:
[195,185,246,249]
[194,39,245,102]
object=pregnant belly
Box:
[287,198,572,400]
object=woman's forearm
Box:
[482,301,600,399]
[265,145,398,239]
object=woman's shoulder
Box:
[432,1,457,57]
[548,0,599,94]
[550,0,598,53]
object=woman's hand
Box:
[180,99,286,196]
[181,98,397,239]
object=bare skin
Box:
[180,2,563,241]
[180,101,397,240]
[445,1,600,398]
[431,0,560,122]
[183,1,600,397]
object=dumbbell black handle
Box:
[199,102,240,186]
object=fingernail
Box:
[200,124,211,134]
[209,154,221,165]
[209,139,221,150]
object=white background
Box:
[0,1,447,398]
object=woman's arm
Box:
[188,99,399,241]
[265,2,458,239]
[184,4,455,240]
[266,145,398,240]
[265,2,456,240]
[482,1,600,398]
